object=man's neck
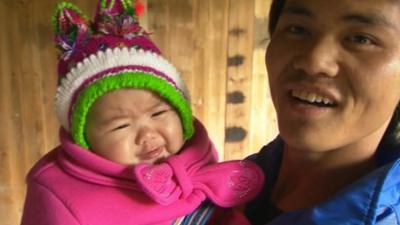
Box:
[271,135,382,211]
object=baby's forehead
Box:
[89,88,170,115]
[98,88,166,104]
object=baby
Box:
[20,1,263,225]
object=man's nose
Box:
[292,36,340,77]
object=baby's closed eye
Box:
[112,123,130,131]
[151,109,171,117]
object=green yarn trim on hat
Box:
[121,0,135,16]
[71,72,194,149]
[52,2,89,33]
[100,0,116,10]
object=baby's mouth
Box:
[139,147,163,161]
[291,90,336,107]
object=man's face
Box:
[267,0,400,152]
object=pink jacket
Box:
[21,120,264,225]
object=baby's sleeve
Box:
[21,181,81,225]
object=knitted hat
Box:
[53,0,194,149]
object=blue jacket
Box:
[245,137,400,225]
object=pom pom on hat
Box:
[53,0,194,148]
[134,0,145,17]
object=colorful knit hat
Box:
[53,0,194,149]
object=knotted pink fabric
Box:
[133,120,264,207]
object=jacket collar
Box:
[56,119,216,188]
[251,137,400,225]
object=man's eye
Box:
[347,34,374,45]
[112,124,130,131]
[287,25,309,35]
[151,110,168,117]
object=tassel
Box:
[134,0,145,17]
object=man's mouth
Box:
[291,89,336,107]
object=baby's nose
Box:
[135,126,157,146]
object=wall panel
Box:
[0,0,274,224]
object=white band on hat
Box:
[55,47,189,131]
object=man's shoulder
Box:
[246,137,283,171]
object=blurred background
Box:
[0,0,276,224]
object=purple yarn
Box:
[58,36,161,78]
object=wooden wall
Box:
[0,0,276,224]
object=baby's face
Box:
[85,89,185,165]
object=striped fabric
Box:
[172,202,215,225]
